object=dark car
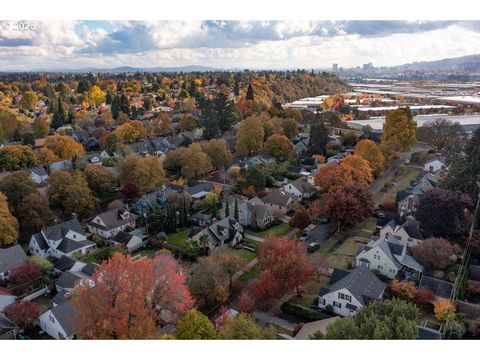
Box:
[307,242,320,253]
[319,217,330,224]
[299,232,311,241]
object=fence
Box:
[19,286,50,302]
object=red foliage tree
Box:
[4,301,39,327]
[414,288,435,307]
[237,292,256,314]
[9,264,42,285]
[412,237,454,271]
[251,270,284,309]
[289,206,312,230]
[72,253,193,339]
[121,182,140,199]
[321,183,374,229]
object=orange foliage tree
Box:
[434,299,455,321]
[44,134,85,159]
[340,154,373,184]
[355,139,385,176]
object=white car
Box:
[404,159,410,164]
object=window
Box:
[378,265,384,269]
[319,298,325,305]
[333,301,342,308]
[338,293,351,302]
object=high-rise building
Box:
[332,63,338,72]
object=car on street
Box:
[299,232,311,241]
[319,217,329,224]
[307,242,320,253]
[404,159,410,164]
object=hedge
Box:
[281,302,331,322]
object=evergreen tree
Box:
[246,83,254,101]
[233,79,240,97]
[147,205,167,234]
[309,115,329,155]
[52,97,66,129]
[200,100,219,140]
[120,94,130,114]
[234,198,239,221]
[214,92,236,132]
[111,95,120,119]
[225,197,229,217]
[212,197,218,219]
[106,91,113,105]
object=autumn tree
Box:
[265,134,293,159]
[84,164,117,197]
[201,139,232,170]
[289,206,312,230]
[389,279,417,302]
[189,256,229,305]
[19,91,38,111]
[0,171,37,215]
[340,155,373,184]
[237,292,256,314]
[355,139,385,176]
[178,114,197,132]
[16,191,54,233]
[218,313,276,339]
[9,263,42,285]
[4,301,39,328]
[47,170,73,211]
[416,119,465,149]
[434,299,455,321]
[150,114,172,136]
[45,134,85,159]
[181,143,212,179]
[416,189,472,241]
[314,163,354,193]
[412,237,454,271]
[235,116,265,156]
[35,147,59,166]
[250,269,284,308]
[381,108,417,156]
[28,256,54,273]
[115,121,147,143]
[321,183,374,229]
[0,145,37,171]
[211,250,247,291]
[73,253,193,339]
[0,192,19,246]
[87,85,106,107]
[118,155,165,193]
[32,116,50,138]
[175,309,216,340]
[414,288,435,307]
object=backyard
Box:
[255,223,292,238]
[166,228,191,249]
[235,248,257,262]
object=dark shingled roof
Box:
[418,326,441,340]
[56,271,85,290]
[42,218,85,241]
[81,263,98,277]
[88,209,136,231]
[52,289,72,306]
[56,239,95,254]
[112,231,133,245]
[419,276,454,299]
[0,245,28,274]
[49,300,76,337]
[468,265,480,282]
[53,255,77,272]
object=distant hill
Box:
[390,54,480,72]
[25,65,222,73]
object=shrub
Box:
[281,302,330,322]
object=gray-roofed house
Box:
[0,245,28,281]
[283,178,318,200]
[110,230,145,252]
[131,185,180,216]
[0,313,17,339]
[190,216,244,251]
[38,300,77,339]
[379,215,424,248]
[318,266,386,317]
[29,217,96,259]
[419,276,454,300]
[355,233,424,279]
[0,287,16,312]
[262,190,298,215]
[424,157,447,173]
[53,255,86,273]
[26,166,48,184]
[237,197,273,230]
[87,208,136,239]
[185,182,216,201]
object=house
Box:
[190,212,213,227]
[190,216,244,251]
[49,159,73,172]
[132,185,180,215]
[53,255,87,273]
[38,300,77,339]
[424,157,447,173]
[111,230,146,252]
[26,166,48,184]
[204,171,235,189]
[318,266,386,317]
[185,182,215,201]
[262,190,298,215]
[397,191,421,216]
[282,178,317,200]
[29,217,96,259]
[87,208,136,239]
[237,197,273,230]
[355,234,424,279]
[55,270,92,292]
[379,215,424,248]
[0,313,17,339]
[0,245,28,281]
[246,153,275,168]
[273,175,288,187]
[293,317,340,340]
[0,287,16,311]
[419,276,454,300]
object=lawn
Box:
[166,229,190,249]
[377,167,421,204]
[235,248,257,262]
[318,230,349,253]
[256,223,291,238]
[352,229,373,239]
[33,294,54,314]
[246,239,260,249]
[135,248,158,258]
[238,265,260,282]
[328,237,359,269]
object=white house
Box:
[26,166,48,184]
[38,300,76,339]
[87,208,136,239]
[0,245,28,281]
[355,234,424,279]
[190,216,244,251]
[262,191,298,215]
[318,266,386,317]
[111,230,146,252]
[29,218,96,259]
[424,157,446,173]
[282,178,317,200]
[379,216,424,248]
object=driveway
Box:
[306,222,337,246]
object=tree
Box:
[224,197,230,217]
[175,309,216,340]
[412,237,454,271]
[47,170,72,210]
[35,147,59,167]
[84,165,117,197]
[235,116,265,156]
[62,171,99,220]
[314,163,354,193]
[355,139,385,176]
[0,145,37,171]
[341,130,358,147]
[340,155,373,184]
[0,171,37,215]
[16,191,54,233]
[200,99,219,140]
[118,155,165,193]
[289,206,312,230]
[115,121,147,143]
[381,108,417,155]
[87,85,106,107]
[150,114,172,136]
[32,116,50,138]
[178,114,197,132]
[181,143,212,179]
[257,236,315,295]
[4,301,39,328]
[308,119,329,156]
[237,292,256,313]
[265,134,293,159]
[325,299,419,339]
[45,134,85,159]
[416,119,465,149]
[218,313,276,339]
[281,118,299,139]
[0,192,19,246]
[414,288,435,307]
[234,197,239,220]
[9,263,42,285]
[320,183,374,229]
[434,299,455,321]
[389,279,417,302]
[19,91,38,111]
[214,92,236,132]
[212,250,248,291]
[246,83,254,100]
[416,189,472,241]
[201,139,232,170]
[28,256,53,273]
[189,256,229,305]
[73,253,193,339]
[163,147,187,175]
[250,269,284,308]
[147,205,167,234]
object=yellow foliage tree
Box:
[87,85,106,107]
[434,299,455,321]
[45,135,85,159]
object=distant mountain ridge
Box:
[389,54,480,72]
[12,65,222,73]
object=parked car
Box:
[404,159,410,164]
[319,217,329,224]
[307,242,320,253]
[299,232,311,241]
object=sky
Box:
[1,20,480,71]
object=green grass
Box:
[328,237,359,269]
[236,248,257,262]
[352,229,372,239]
[256,223,291,238]
[136,249,158,258]
[377,167,421,205]
[318,230,348,253]
[166,229,190,249]
[82,254,99,263]
[246,239,260,249]
[238,265,260,282]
